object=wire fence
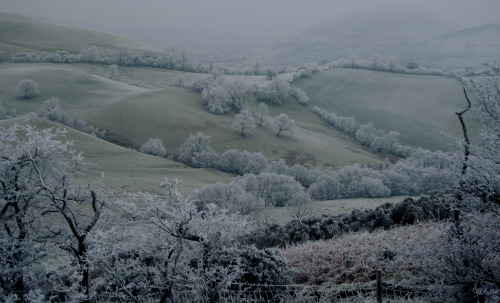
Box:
[171,275,433,303]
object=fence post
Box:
[376,270,383,303]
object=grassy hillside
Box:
[0,12,155,56]
[0,117,233,194]
[295,68,479,151]
[0,62,383,170]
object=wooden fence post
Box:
[376,270,383,303]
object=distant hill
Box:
[425,23,500,69]
[246,5,456,67]
[0,12,156,56]
[240,5,499,70]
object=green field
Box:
[295,68,479,151]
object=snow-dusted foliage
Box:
[283,222,446,285]
[267,159,319,187]
[14,79,39,99]
[178,132,217,167]
[313,105,413,157]
[0,124,105,302]
[289,86,310,105]
[232,109,256,136]
[192,182,264,215]
[140,137,167,157]
[90,179,251,302]
[37,97,106,138]
[236,172,309,207]
[272,113,296,137]
[179,133,268,175]
[0,102,17,120]
[255,78,291,105]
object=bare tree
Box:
[0,124,105,301]
[256,103,269,126]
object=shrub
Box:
[192,182,264,214]
[140,138,167,157]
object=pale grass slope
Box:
[295,68,480,151]
[0,118,233,194]
[0,62,383,170]
[0,12,156,56]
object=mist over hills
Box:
[202,5,499,70]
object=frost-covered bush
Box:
[37,98,106,138]
[140,138,166,157]
[282,222,446,285]
[236,172,309,207]
[289,86,310,105]
[178,132,217,167]
[201,85,230,114]
[255,78,291,105]
[267,159,318,187]
[216,149,268,175]
[14,79,40,99]
[192,182,264,214]
[0,102,17,120]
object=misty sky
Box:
[1,0,499,47]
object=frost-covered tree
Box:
[225,79,252,112]
[140,137,167,157]
[236,173,308,206]
[232,109,256,136]
[0,102,17,120]
[0,124,105,301]
[96,179,249,302]
[201,85,230,114]
[216,149,268,175]
[178,132,216,167]
[265,68,277,80]
[289,87,310,105]
[256,78,291,105]
[14,79,40,99]
[256,102,268,126]
[109,64,118,79]
[272,113,296,137]
[192,182,264,215]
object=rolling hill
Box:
[0,117,234,194]
[245,5,456,67]
[295,68,478,151]
[0,62,383,170]
[0,11,481,193]
[241,4,499,70]
[0,12,156,56]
